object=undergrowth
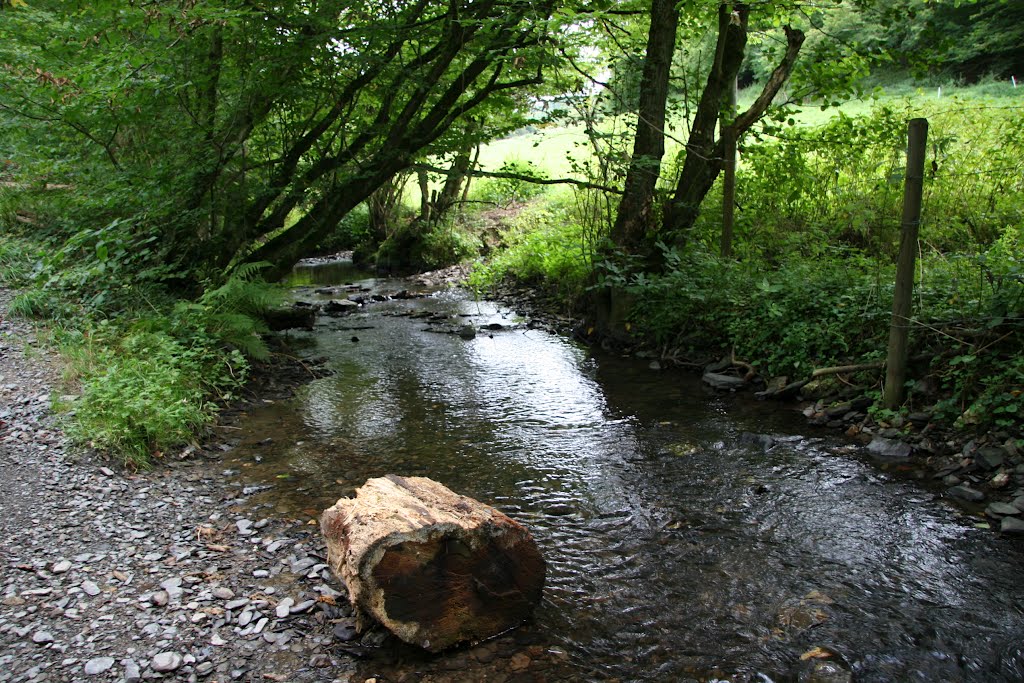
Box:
[467,193,593,305]
[2,234,281,468]
[614,237,1022,435]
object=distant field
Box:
[401,80,1020,209]
[476,80,1022,177]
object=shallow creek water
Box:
[228,260,1024,682]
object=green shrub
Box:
[50,265,281,467]
[476,160,550,206]
[623,239,1021,433]
[468,198,591,302]
[726,100,1024,260]
[417,224,480,269]
[60,327,232,468]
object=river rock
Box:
[323,299,359,315]
[1000,516,1024,534]
[84,657,115,675]
[974,446,1006,471]
[825,402,853,419]
[947,485,985,502]
[866,436,911,459]
[702,372,746,391]
[151,651,183,673]
[985,502,1019,517]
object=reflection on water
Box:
[229,263,1024,681]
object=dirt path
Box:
[0,289,357,683]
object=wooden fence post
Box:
[883,118,929,410]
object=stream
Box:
[228,260,1024,682]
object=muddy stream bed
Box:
[226,260,1024,682]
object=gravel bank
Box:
[0,289,358,683]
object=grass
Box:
[469,79,1023,184]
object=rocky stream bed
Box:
[3,265,1024,683]
[0,286,580,683]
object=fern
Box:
[205,311,271,360]
[177,262,282,360]
[200,262,282,317]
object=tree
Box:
[610,0,679,252]
[1,0,558,283]
[663,2,804,244]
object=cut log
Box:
[320,475,545,652]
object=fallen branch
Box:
[810,361,885,378]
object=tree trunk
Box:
[430,121,480,222]
[609,0,679,252]
[662,6,804,244]
[369,172,409,242]
[321,475,545,652]
[662,3,749,241]
[418,169,432,224]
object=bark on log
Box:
[321,475,545,652]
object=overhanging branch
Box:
[413,163,621,194]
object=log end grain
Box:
[321,475,545,651]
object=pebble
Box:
[1001,517,1024,534]
[291,599,316,614]
[83,657,115,675]
[151,651,183,673]
[290,557,317,574]
[275,597,294,618]
[333,620,358,642]
[0,292,334,683]
[123,659,141,682]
